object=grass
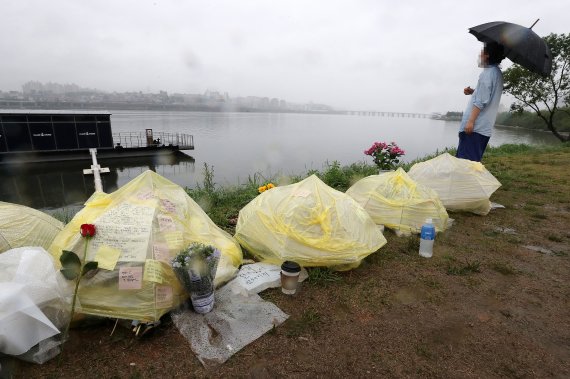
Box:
[48,207,79,224]
[490,262,518,276]
[446,260,482,276]
[531,212,548,220]
[307,267,342,285]
[403,234,420,255]
[422,278,443,289]
[416,343,433,359]
[285,308,322,337]
[400,147,457,171]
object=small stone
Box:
[494,226,516,234]
[523,245,553,255]
[500,310,512,318]
[477,313,491,322]
[130,363,136,366]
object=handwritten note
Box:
[155,285,173,308]
[160,199,177,214]
[118,266,143,290]
[137,190,155,200]
[94,245,121,271]
[91,202,156,262]
[164,231,184,251]
[143,259,166,284]
[237,263,280,286]
[153,243,171,263]
[157,214,176,232]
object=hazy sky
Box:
[1,0,567,113]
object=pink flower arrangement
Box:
[364,141,405,170]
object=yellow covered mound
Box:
[0,202,64,253]
[346,168,449,233]
[408,153,501,215]
[235,175,386,269]
[49,170,242,322]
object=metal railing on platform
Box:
[112,132,194,150]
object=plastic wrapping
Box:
[235,175,386,270]
[408,153,501,215]
[48,170,242,322]
[0,202,64,253]
[0,247,71,362]
[171,284,288,367]
[346,168,449,233]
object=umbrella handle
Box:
[529,19,539,29]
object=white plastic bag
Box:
[0,247,71,361]
[408,153,501,215]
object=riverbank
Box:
[437,108,570,135]
[495,123,570,139]
[11,143,570,378]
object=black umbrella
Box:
[469,20,552,76]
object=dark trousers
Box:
[456,132,490,162]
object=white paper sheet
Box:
[226,262,308,296]
[91,202,156,262]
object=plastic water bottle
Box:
[419,218,436,258]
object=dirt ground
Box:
[6,149,570,378]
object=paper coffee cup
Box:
[281,261,301,295]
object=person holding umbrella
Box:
[456,41,505,162]
[458,20,552,162]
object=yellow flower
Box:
[266,183,275,189]
[258,185,267,193]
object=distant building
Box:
[5,81,337,114]
[270,98,279,109]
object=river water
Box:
[0,110,558,211]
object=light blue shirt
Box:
[460,65,503,137]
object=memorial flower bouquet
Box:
[171,243,221,313]
[364,141,405,170]
[258,183,276,194]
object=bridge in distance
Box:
[341,110,435,118]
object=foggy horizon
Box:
[1,1,568,113]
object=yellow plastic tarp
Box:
[408,153,501,215]
[0,202,64,253]
[346,168,449,233]
[49,170,242,322]
[234,175,386,270]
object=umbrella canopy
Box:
[469,21,552,76]
[0,202,64,253]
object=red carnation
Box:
[80,224,96,238]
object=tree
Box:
[503,33,570,142]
